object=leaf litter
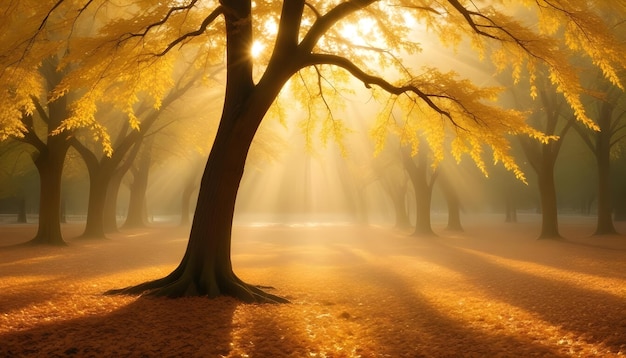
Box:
[0,215,625,357]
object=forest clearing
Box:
[1,215,625,357]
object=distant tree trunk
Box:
[103,171,124,232]
[615,187,626,221]
[375,157,411,230]
[336,160,369,225]
[16,195,27,223]
[536,160,560,239]
[124,170,149,228]
[60,197,67,223]
[402,148,436,236]
[615,202,626,221]
[438,172,462,231]
[594,115,616,234]
[390,186,410,230]
[179,179,197,227]
[179,156,203,227]
[124,144,152,228]
[82,169,111,238]
[504,193,517,223]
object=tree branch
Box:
[301,53,455,123]
[300,0,376,53]
[154,6,224,56]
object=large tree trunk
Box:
[107,0,301,302]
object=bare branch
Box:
[154,6,224,56]
[301,53,455,123]
[447,0,552,65]
[118,0,199,42]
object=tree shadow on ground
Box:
[415,238,626,354]
[347,261,568,357]
[229,233,571,357]
[0,296,239,357]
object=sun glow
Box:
[251,40,265,58]
[339,18,381,47]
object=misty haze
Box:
[1,1,626,357]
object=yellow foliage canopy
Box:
[0,0,624,176]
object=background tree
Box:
[437,166,463,231]
[372,148,412,230]
[574,71,626,235]
[402,143,438,236]
[0,142,36,223]
[515,72,573,239]
[2,57,73,245]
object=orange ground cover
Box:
[1,215,625,357]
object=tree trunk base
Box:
[105,270,289,304]
[411,228,437,237]
[593,229,618,236]
[25,235,67,246]
[445,224,464,232]
[536,233,562,240]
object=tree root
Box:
[105,271,289,304]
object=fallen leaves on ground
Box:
[1,215,625,357]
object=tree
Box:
[437,168,463,231]
[3,1,626,301]
[72,71,202,238]
[0,142,36,223]
[372,150,412,230]
[515,72,573,239]
[574,71,626,235]
[8,57,73,245]
[402,144,438,236]
[122,136,154,229]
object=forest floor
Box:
[1,214,625,357]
